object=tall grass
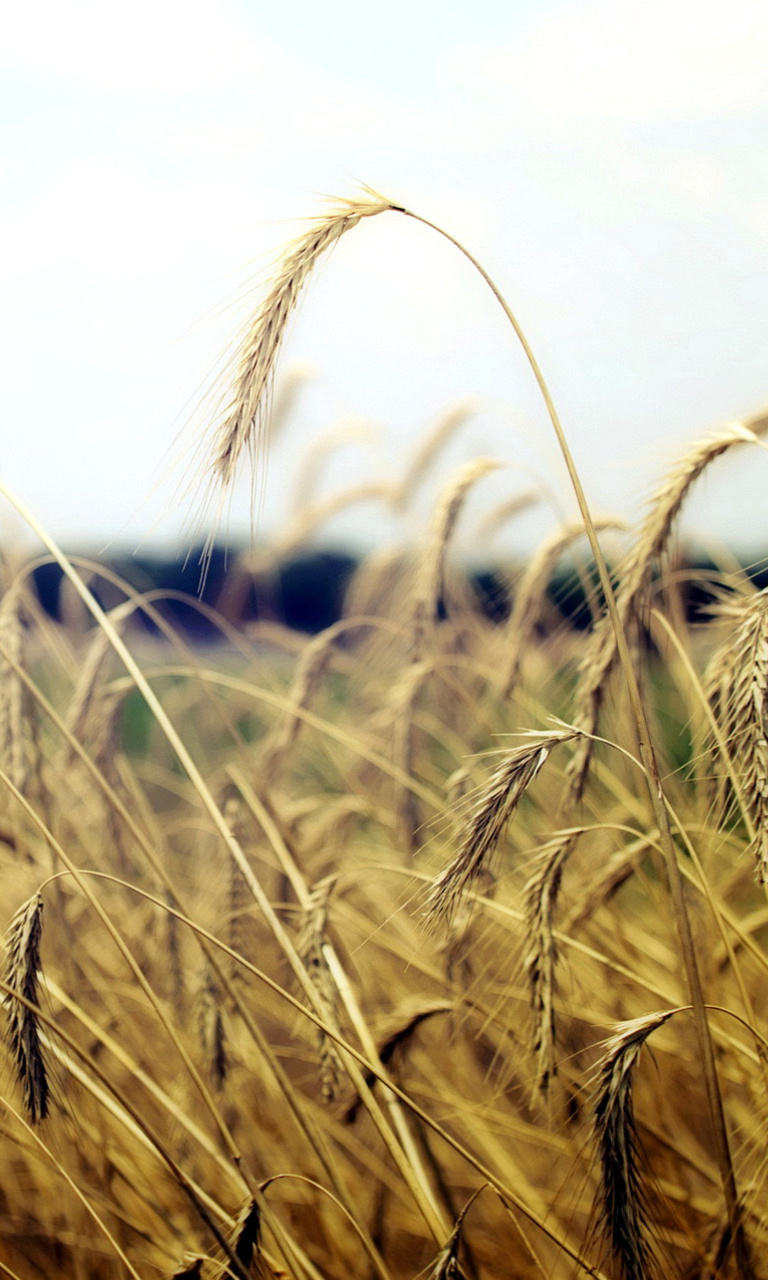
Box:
[1,193,767,1279]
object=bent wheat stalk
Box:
[188,191,754,1275]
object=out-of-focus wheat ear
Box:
[221,788,248,976]
[166,896,186,1009]
[393,401,479,511]
[272,482,394,562]
[704,588,768,880]
[0,583,37,796]
[196,970,227,1089]
[258,622,341,789]
[593,1010,678,1280]
[389,659,430,854]
[501,517,623,698]
[423,733,577,931]
[411,458,502,659]
[65,603,131,762]
[195,190,398,521]
[523,830,580,1095]
[298,877,341,1104]
[473,491,539,544]
[564,834,653,933]
[2,893,49,1124]
[568,421,768,805]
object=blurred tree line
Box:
[27,546,767,639]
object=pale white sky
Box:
[3,0,768,560]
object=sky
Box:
[3,0,768,564]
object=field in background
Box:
[2,193,768,1280]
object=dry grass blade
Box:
[388,658,431,854]
[593,1010,678,1280]
[65,603,131,762]
[2,893,49,1124]
[704,588,768,881]
[424,733,577,930]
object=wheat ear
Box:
[0,584,36,794]
[258,621,343,788]
[593,1010,678,1280]
[196,969,227,1088]
[523,830,580,1094]
[424,733,577,930]
[568,421,767,803]
[704,588,768,880]
[198,189,398,511]
[411,457,501,659]
[297,878,341,1105]
[2,893,49,1123]
[501,517,622,697]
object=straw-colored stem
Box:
[397,206,753,1276]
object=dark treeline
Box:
[27,546,768,639]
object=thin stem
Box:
[397,207,754,1277]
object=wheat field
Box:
[1,194,767,1280]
